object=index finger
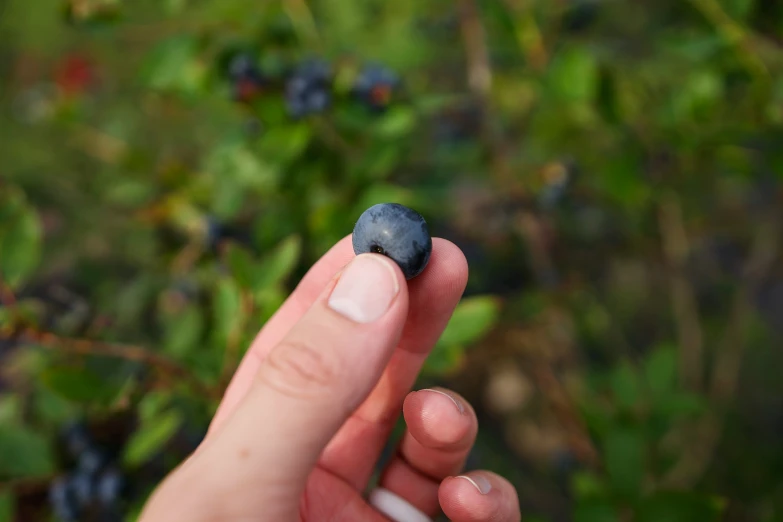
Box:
[207,234,356,436]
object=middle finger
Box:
[317,239,468,489]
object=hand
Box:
[138,236,521,522]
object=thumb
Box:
[197,253,408,515]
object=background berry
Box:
[284,59,331,118]
[352,64,399,112]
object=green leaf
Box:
[141,35,205,95]
[257,124,312,165]
[162,303,204,358]
[213,277,244,347]
[421,342,465,376]
[373,107,417,139]
[0,425,54,478]
[604,426,644,499]
[574,499,619,522]
[31,386,78,425]
[225,243,256,290]
[635,491,725,522]
[137,391,173,424]
[0,396,20,425]
[40,367,117,405]
[255,235,302,292]
[204,143,279,218]
[123,410,183,467]
[547,47,599,104]
[610,361,640,410]
[571,471,608,499]
[644,344,678,399]
[0,189,42,290]
[436,296,501,350]
[721,0,755,20]
[597,151,650,210]
[655,392,707,418]
[0,490,14,522]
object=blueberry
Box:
[351,203,433,280]
[96,467,125,506]
[77,447,108,476]
[49,476,80,521]
[227,54,258,80]
[61,421,93,461]
[284,59,331,118]
[221,52,266,103]
[352,64,400,112]
[70,471,96,507]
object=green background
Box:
[2,0,783,520]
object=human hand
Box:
[138,236,521,521]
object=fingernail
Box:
[419,388,465,414]
[328,254,400,323]
[456,474,492,495]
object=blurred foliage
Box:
[3,0,783,520]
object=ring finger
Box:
[377,387,478,518]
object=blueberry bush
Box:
[2,0,783,520]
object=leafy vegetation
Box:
[3,0,783,520]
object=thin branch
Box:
[282,0,321,48]
[18,329,219,400]
[660,216,780,488]
[530,358,601,468]
[501,0,549,70]
[456,0,557,288]
[658,193,704,392]
[457,0,493,100]
[219,291,254,389]
[0,279,16,307]
[0,474,57,495]
[687,0,769,80]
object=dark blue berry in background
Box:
[77,447,108,476]
[352,203,433,280]
[49,476,80,522]
[97,467,125,506]
[61,421,94,461]
[70,471,96,507]
[284,59,331,118]
[352,64,399,112]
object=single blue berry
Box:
[77,447,108,476]
[61,421,93,461]
[70,471,96,507]
[351,203,432,280]
[49,476,80,521]
[284,59,331,118]
[352,64,399,112]
[96,467,125,506]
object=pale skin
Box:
[138,236,522,522]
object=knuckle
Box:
[259,338,341,399]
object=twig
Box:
[660,216,780,488]
[70,124,128,164]
[501,0,549,70]
[456,0,557,288]
[18,329,219,400]
[219,291,253,389]
[658,193,704,392]
[457,0,493,100]
[313,118,360,157]
[0,279,16,307]
[687,0,769,80]
[0,473,57,495]
[282,0,321,48]
[530,358,601,468]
